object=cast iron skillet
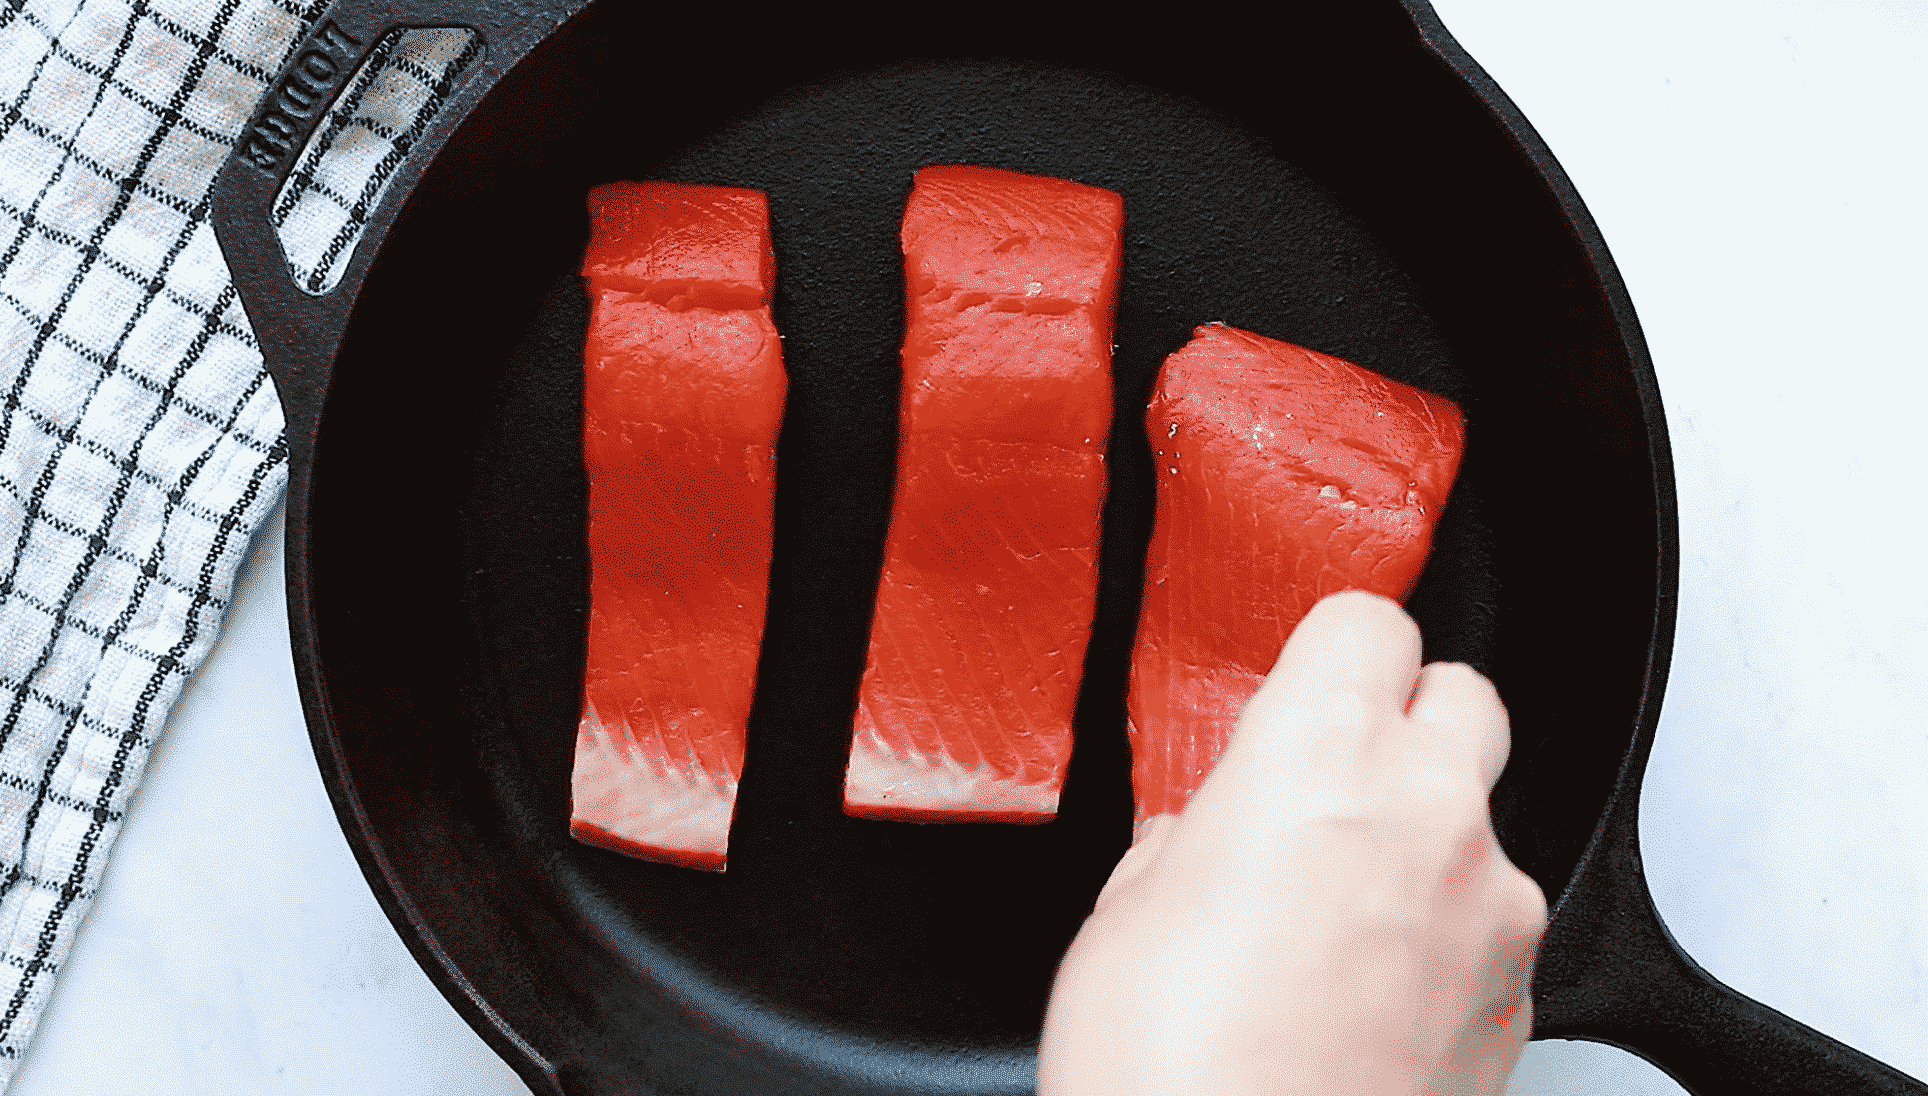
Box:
[211,2,1927,1093]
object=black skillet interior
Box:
[306,4,1663,1093]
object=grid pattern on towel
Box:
[271,25,480,295]
[0,0,470,1082]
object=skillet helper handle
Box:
[210,0,588,475]
[208,6,588,1096]
[1535,819,1928,1095]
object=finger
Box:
[1442,992,1534,1096]
[1249,590,1423,733]
[1181,591,1421,842]
[1435,871,1544,1096]
[1400,661,1512,788]
[1094,813,1178,909]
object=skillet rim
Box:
[229,0,1681,1090]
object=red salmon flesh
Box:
[571,181,786,871]
[1127,324,1464,830]
[844,165,1122,823]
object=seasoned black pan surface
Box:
[323,24,1559,1089]
[473,51,1498,1064]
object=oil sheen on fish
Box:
[571,180,786,871]
[1127,324,1464,831]
[844,165,1122,823]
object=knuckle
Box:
[1274,692,1384,742]
[1416,665,1508,725]
[1422,690,1509,738]
[1317,691,1382,733]
[1504,871,1550,937]
[1300,592,1421,667]
[1434,660,1500,698]
[1395,762,1489,823]
[1317,588,1414,634]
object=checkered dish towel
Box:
[0,0,476,1082]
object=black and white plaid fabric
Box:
[0,0,472,1082]
[272,25,479,294]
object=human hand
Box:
[1038,590,1547,1096]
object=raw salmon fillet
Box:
[844,165,1123,823]
[1128,324,1464,830]
[571,180,786,871]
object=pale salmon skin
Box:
[844,164,1123,823]
[571,181,786,872]
[1127,324,1464,831]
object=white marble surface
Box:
[1438,3,1928,1089]
[9,2,1927,1092]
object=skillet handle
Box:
[208,6,588,1096]
[1534,802,1928,1094]
[210,0,590,476]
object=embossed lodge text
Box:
[241,21,363,173]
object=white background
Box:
[8,2,1926,1092]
